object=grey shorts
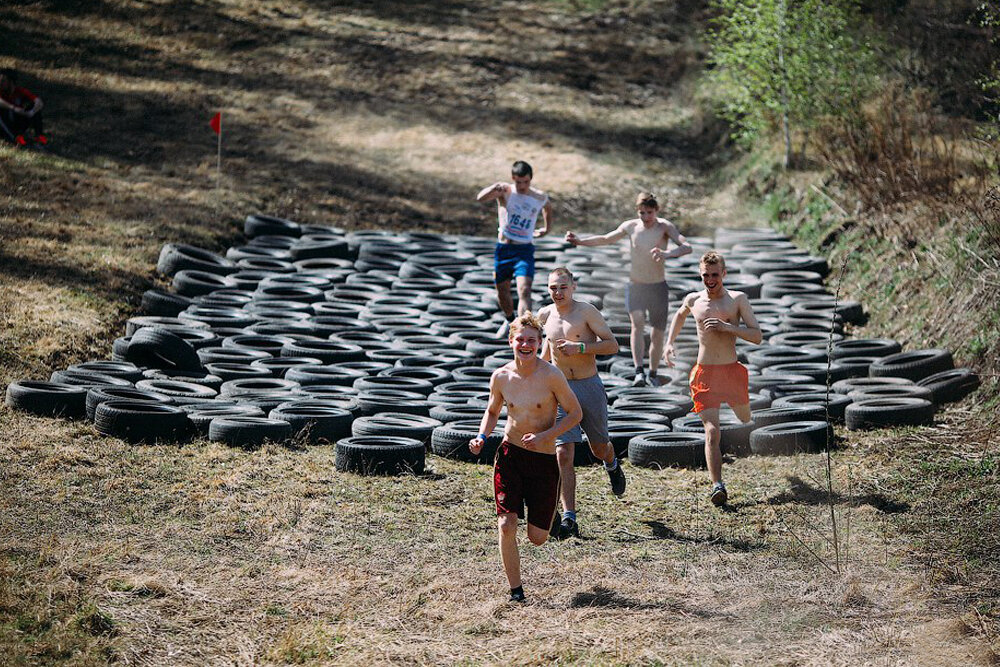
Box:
[555,374,610,446]
[625,281,670,329]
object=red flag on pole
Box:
[210,112,222,135]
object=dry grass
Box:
[1,0,998,664]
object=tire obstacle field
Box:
[4,215,980,475]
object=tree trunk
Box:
[778,0,792,169]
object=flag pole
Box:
[216,113,222,192]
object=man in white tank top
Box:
[476,160,552,337]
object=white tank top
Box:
[498,188,547,244]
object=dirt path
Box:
[1,1,995,664]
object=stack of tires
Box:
[4,218,979,477]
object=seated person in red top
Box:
[0,68,46,147]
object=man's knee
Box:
[555,443,575,467]
[629,311,647,328]
[526,525,549,546]
[498,514,518,536]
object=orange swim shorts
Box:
[689,362,750,413]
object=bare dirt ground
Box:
[1,1,997,664]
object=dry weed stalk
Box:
[814,84,975,216]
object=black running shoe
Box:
[607,462,627,497]
[710,482,728,507]
[632,371,647,387]
[558,516,579,539]
[509,588,526,603]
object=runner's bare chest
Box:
[630,223,667,254]
[693,293,739,329]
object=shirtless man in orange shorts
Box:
[469,312,582,602]
[662,251,762,506]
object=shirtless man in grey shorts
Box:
[565,192,691,387]
[538,267,624,539]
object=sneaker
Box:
[15,135,26,146]
[558,516,579,540]
[509,588,526,603]
[496,319,511,338]
[607,462,627,497]
[710,482,728,507]
[632,371,647,387]
[549,512,562,539]
[647,373,663,388]
[35,134,47,145]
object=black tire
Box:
[917,368,980,404]
[94,400,191,443]
[125,315,211,337]
[49,369,133,390]
[356,389,431,417]
[869,349,955,382]
[829,338,902,360]
[197,346,273,366]
[751,404,827,428]
[187,405,265,435]
[353,376,435,396]
[746,346,826,368]
[351,413,443,446]
[627,432,706,469]
[156,243,237,277]
[604,423,671,460]
[141,289,193,316]
[847,385,935,403]
[772,392,853,423]
[244,214,302,239]
[86,386,173,421]
[126,327,203,372]
[431,420,501,463]
[68,361,145,384]
[750,421,832,456]
[5,381,88,418]
[672,415,755,457]
[208,416,293,447]
[280,340,366,364]
[220,377,301,397]
[335,436,425,476]
[269,404,353,443]
[134,379,218,405]
[831,376,914,395]
[762,361,852,384]
[844,398,935,430]
[140,368,224,391]
[203,362,274,383]
[173,270,234,297]
[428,404,490,423]
[284,365,368,387]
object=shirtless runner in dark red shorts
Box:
[469,312,582,603]
[663,251,762,506]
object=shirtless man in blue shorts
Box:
[476,161,552,337]
[565,192,691,386]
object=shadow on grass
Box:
[569,585,729,618]
[1,0,722,172]
[765,475,910,514]
[631,520,766,553]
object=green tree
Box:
[706,0,876,168]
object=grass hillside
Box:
[1,1,997,664]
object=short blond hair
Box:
[635,191,659,209]
[509,311,543,339]
[548,266,575,283]
[700,250,726,271]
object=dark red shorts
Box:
[690,362,750,412]
[494,441,560,530]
